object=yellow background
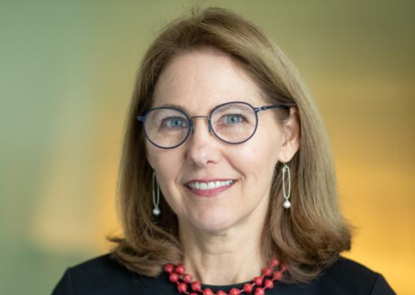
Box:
[0,1,414,294]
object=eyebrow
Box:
[157,103,188,113]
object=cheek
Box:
[146,145,184,201]
[232,133,282,172]
[146,141,181,171]
[230,131,282,196]
[147,147,178,193]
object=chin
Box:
[189,209,239,233]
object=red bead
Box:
[270,259,280,268]
[273,271,282,281]
[253,276,263,286]
[244,283,253,293]
[230,288,241,295]
[203,288,214,295]
[280,264,287,272]
[177,283,187,293]
[164,264,174,273]
[169,273,179,283]
[190,293,198,295]
[254,288,265,295]
[264,279,274,289]
[217,291,227,295]
[175,265,185,274]
[191,281,202,291]
[261,267,272,276]
[183,274,192,283]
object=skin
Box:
[146,48,300,285]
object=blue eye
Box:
[162,117,188,128]
[225,114,244,124]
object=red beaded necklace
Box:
[164,258,286,295]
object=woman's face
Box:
[146,49,289,233]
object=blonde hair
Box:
[108,7,352,283]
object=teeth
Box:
[188,180,233,190]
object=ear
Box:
[278,107,300,163]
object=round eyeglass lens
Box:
[211,102,257,143]
[144,108,190,148]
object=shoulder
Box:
[68,253,134,288]
[51,253,174,295]
[313,256,396,295]
[323,256,378,280]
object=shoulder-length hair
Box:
[108,7,352,283]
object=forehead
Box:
[152,49,266,112]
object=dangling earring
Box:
[152,171,161,216]
[282,164,291,209]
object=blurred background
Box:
[0,0,414,294]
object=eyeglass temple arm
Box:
[255,105,286,113]
[137,115,145,122]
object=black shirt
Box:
[51,254,396,295]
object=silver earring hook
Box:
[282,164,291,209]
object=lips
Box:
[184,179,236,196]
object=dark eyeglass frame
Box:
[137,101,285,149]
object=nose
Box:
[186,117,220,167]
[189,116,212,134]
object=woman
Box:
[52,7,395,295]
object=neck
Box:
[178,216,267,285]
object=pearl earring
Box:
[152,171,161,216]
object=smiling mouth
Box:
[184,179,236,196]
[186,180,235,190]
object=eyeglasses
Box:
[137,101,284,149]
